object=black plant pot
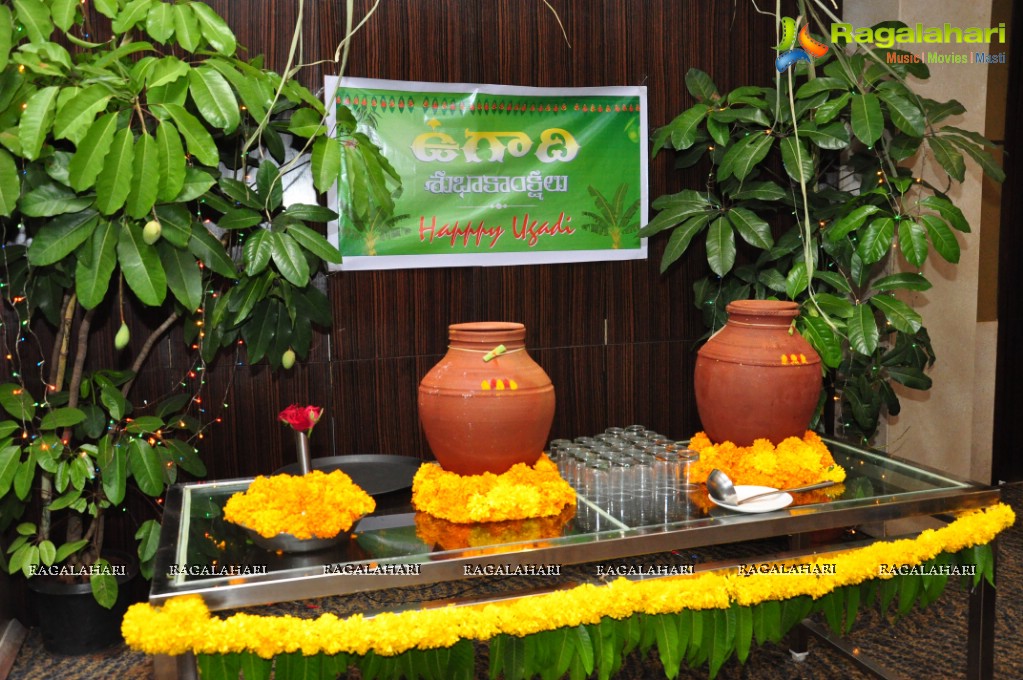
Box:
[27,552,139,655]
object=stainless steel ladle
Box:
[707,468,836,506]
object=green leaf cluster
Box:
[0,0,401,605]
[647,17,1003,443]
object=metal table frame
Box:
[150,438,1001,679]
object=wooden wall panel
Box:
[2,1,790,479]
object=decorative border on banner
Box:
[324,77,649,271]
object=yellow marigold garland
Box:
[687,430,847,489]
[123,503,1014,659]
[411,454,576,523]
[223,470,376,540]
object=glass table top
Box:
[150,438,997,609]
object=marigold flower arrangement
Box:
[411,454,575,523]
[224,470,375,540]
[415,505,576,554]
[687,430,847,490]
[123,503,1015,660]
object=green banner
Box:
[326,77,648,270]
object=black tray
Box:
[275,454,423,496]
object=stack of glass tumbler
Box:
[549,425,700,529]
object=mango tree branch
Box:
[121,311,181,399]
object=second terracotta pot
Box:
[418,322,555,476]
[694,300,822,446]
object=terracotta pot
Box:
[694,300,822,446]
[418,322,555,475]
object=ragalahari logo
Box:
[775,17,830,72]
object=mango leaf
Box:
[206,58,269,122]
[164,438,206,477]
[653,615,681,679]
[94,127,134,215]
[155,121,186,202]
[145,1,175,43]
[190,1,236,55]
[706,216,735,276]
[19,183,93,217]
[53,85,112,145]
[310,136,340,194]
[18,85,59,160]
[780,136,814,184]
[243,229,273,275]
[147,55,189,89]
[172,2,200,52]
[39,407,85,430]
[727,207,772,250]
[814,91,850,125]
[871,272,932,292]
[0,383,36,420]
[0,149,17,216]
[270,232,310,286]
[27,209,99,266]
[153,204,192,247]
[922,97,965,124]
[256,161,283,211]
[286,223,342,264]
[926,135,965,182]
[0,445,20,498]
[799,122,849,150]
[135,518,161,562]
[91,568,118,609]
[897,219,928,268]
[101,445,127,504]
[174,167,216,202]
[0,5,10,71]
[850,93,883,147]
[69,112,118,191]
[117,222,167,306]
[128,438,163,496]
[944,134,1006,183]
[218,207,262,230]
[879,91,925,137]
[721,132,773,181]
[159,243,203,312]
[189,225,237,278]
[126,131,159,218]
[111,0,153,34]
[848,303,879,355]
[13,0,52,44]
[920,195,969,232]
[188,66,239,132]
[870,294,922,333]
[856,217,895,264]
[786,262,809,299]
[919,214,960,263]
[728,181,785,201]
[665,105,707,151]
[156,103,218,166]
[659,213,714,273]
[76,219,119,308]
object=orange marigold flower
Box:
[224,470,375,539]
[687,430,847,489]
[411,454,575,524]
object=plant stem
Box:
[121,311,181,398]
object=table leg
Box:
[153,652,197,680]
[966,538,996,680]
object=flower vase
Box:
[294,431,311,475]
[694,300,822,446]
[418,322,556,476]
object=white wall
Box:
[840,1,999,482]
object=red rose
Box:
[279,405,323,433]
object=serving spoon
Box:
[707,469,836,506]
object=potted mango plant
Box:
[643,5,1004,444]
[0,0,398,652]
